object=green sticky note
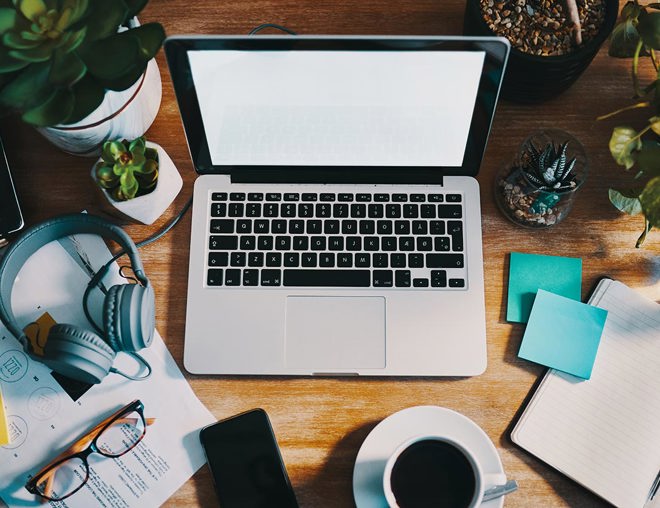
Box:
[507,252,582,323]
[518,290,608,379]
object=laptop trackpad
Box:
[285,296,386,370]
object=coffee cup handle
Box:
[482,473,508,489]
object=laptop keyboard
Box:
[206,191,467,289]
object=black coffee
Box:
[390,440,476,508]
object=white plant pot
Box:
[92,142,182,225]
[39,58,161,157]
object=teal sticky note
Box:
[518,290,608,379]
[507,252,582,323]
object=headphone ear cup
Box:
[104,283,155,352]
[43,323,116,384]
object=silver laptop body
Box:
[165,35,509,376]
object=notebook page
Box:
[511,279,660,508]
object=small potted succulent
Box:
[92,137,182,225]
[495,129,588,227]
[0,0,165,155]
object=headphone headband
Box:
[0,214,147,344]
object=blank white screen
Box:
[188,50,485,167]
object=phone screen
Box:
[0,137,23,237]
[199,409,298,508]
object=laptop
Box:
[164,35,509,376]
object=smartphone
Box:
[199,408,299,508]
[0,137,23,241]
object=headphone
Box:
[0,214,155,384]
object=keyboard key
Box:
[302,193,317,201]
[377,220,393,234]
[293,236,308,250]
[225,269,241,286]
[430,220,446,235]
[342,220,357,234]
[426,254,464,268]
[210,219,234,234]
[275,237,291,250]
[248,252,264,267]
[375,193,390,202]
[417,237,432,251]
[207,269,223,286]
[395,270,411,287]
[261,269,281,286]
[212,192,228,201]
[351,204,366,218]
[382,237,397,251]
[408,254,424,268]
[403,204,418,218]
[368,204,384,218]
[356,194,371,202]
[230,252,246,267]
[437,204,462,218]
[298,204,313,217]
[391,254,406,267]
[413,278,429,288]
[267,253,282,266]
[264,203,278,217]
[284,193,299,201]
[428,194,444,202]
[228,203,244,217]
[283,270,370,287]
[411,194,425,202]
[240,236,256,250]
[209,236,238,250]
[289,220,304,234]
[431,270,447,287]
[421,205,436,218]
[284,253,299,267]
[337,253,353,267]
[452,235,464,252]
[311,237,326,250]
[449,278,465,288]
[320,193,335,202]
[258,236,273,250]
[316,203,331,218]
[386,204,401,218]
[446,194,462,202]
[328,236,344,250]
[359,220,375,234]
[412,221,427,235]
[338,193,353,202]
[373,270,393,287]
[246,203,261,217]
[395,220,410,235]
[243,269,259,286]
[272,220,287,233]
[230,192,245,201]
[364,237,379,251]
[320,253,335,267]
[307,220,322,234]
[254,220,269,234]
[302,253,317,267]
[392,194,408,202]
[373,254,388,268]
[281,204,296,217]
[211,203,227,217]
[208,252,229,267]
[447,220,463,235]
[346,237,362,251]
[399,237,414,251]
[236,220,251,233]
[355,253,370,267]
[248,193,263,201]
[333,204,349,218]
[324,220,339,234]
[435,237,451,251]
[266,193,282,201]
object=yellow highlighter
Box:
[0,384,9,446]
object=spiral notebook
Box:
[511,278,660,508]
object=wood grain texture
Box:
[2,1,658,507]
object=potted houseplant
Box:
[463,0,618,102]
[599,1,660,247]
[495,129,588,227]
[0,0,165,156]
[92,136,182,225]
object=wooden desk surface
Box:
[2,1,659,506]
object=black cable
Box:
[248,23,297,35]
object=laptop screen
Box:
[165,37,509,180]
[187,51,485,167]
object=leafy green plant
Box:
[94,136,158,201]
[600,0,660,247]
[522,141,579,192]
[0,0,165,127]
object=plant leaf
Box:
[123,0,148,19]
[61,73,104,124]
[636,10,660,50]
[21,87,74,126]
[16,0,47,22]
[0,60,52,109]
[49,47,86,86]
[79,0,128,42]
[0,8,16,33]
[609,188,644,215]
[639,176,660,227]
[609,126,642,169]
[609,19,642,58]
[128,136,145,154]
[635,139,660,177]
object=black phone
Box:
[199,408,299,508]
[0,137,23,241]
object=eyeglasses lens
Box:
[34,456,88,501]
[97,410,146,457]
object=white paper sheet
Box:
[0,233,214,507]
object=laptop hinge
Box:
[230,167,446,185]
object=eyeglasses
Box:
[25,399,154,501]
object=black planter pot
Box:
[463,0,618,102]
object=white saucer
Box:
[353,406,505,508]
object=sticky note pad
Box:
[507,252,582,323]
[0,385,9,446]
[518,290,608,379]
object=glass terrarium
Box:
[495,129,589,228]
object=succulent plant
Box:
[0,0,165,127]
[521,141,579,192]
[94,136,158,201]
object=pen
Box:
[647,469,660,502]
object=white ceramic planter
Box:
[38,58,162,157]
[92,142,182,225]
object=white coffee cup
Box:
[382,435,507,508]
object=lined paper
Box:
[511,279,660,508]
